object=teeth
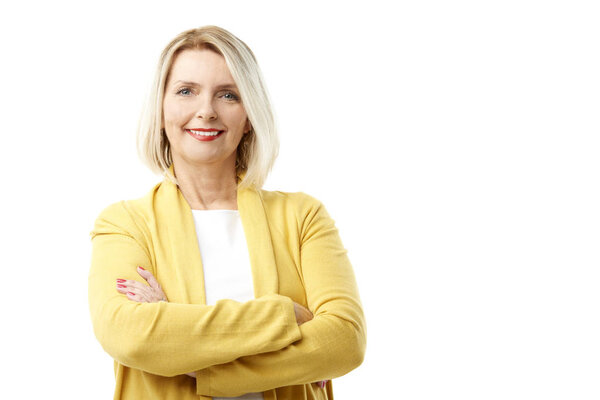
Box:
[189,130,221,136]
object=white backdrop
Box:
[1,0,598,399]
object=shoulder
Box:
[257,189,334,235]
[259,189,324,214]
[258,189,343,248]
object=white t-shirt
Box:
[191,209,264,400]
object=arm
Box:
[88,202,302,377]
[194,195,366,397]
[122,266,325,386]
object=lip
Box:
[186,128,225,142]
[187,128,222,132]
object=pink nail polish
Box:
[128,292,135,296]
[116,279,126,283]
[117,284,126,288]
[138,266,145,270]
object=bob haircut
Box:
[136,25,279,190]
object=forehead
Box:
[167,48,235,85]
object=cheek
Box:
[163,100,189,126]
[230,108,249,129]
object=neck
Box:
[171,157,239,210]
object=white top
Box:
[191,209,264,400]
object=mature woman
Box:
[88,25,366,400]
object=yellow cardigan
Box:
[88,170,366,400]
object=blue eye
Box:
[222,92,239,101]
[176,88,192,96]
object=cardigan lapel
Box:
[154,169,207,305]
[236,180,280,297]
[155,164,279,305]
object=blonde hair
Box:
[136,26,278,190]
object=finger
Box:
[120,283,164,303]
[115,279,141,293]
[116,278,146,289]
[116,281,148,299]
[119,279,152,293]
[296,303,308,312]
[137,266,162,291]
[137,267,168,301]
[302,307,314,321]
[126,291,143,302]
[127,290,151,303]
[130,286,156,303]
[117,281,151,302]
[116,277,166,302]
[298,303,313,318]
[116,283,129,294]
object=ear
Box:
[244,118,252,134]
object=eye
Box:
[221,91,240,101]
[176,87,193,96]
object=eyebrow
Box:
[171,80,238,90]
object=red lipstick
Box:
[186,128,225,142]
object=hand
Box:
[293,303,326,387]
[116,266,168,303]
[315,380,329,388]
[117,267,199,377]
[293,302,314,326]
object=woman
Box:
[88,25,366,400]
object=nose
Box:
[195,96,218,121]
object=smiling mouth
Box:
[186,129,224,137]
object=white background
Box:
[1,0,598,399]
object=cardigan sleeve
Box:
[195,194,366,397]
[88,202,302,377]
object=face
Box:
[162,48,250,172]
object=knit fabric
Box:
[88,168,366,399]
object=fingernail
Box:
[138,266,145,270]
[127,292,135,296]
[116,279,126,283]
[117,284,126,288]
